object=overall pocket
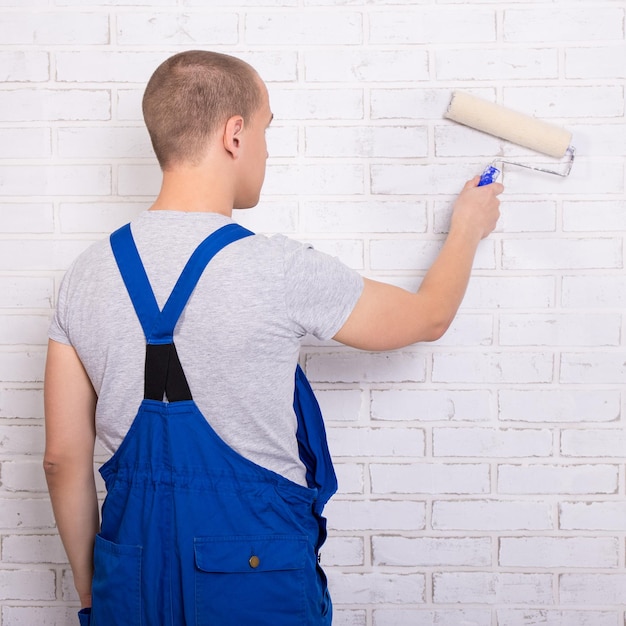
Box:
[91,534,142,626]
[194,535,307,626]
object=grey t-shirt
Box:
[49,210,363,486]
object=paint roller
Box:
[444,91,575,186]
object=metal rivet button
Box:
[249,555,260,569]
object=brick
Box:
[302,200,427,234]
[436,48,558,81]
[432,352,553,384]
[315,389,362,422]
[246,11,361,45]
[0,240,94,271]
[504,8,623,42]
[116,88,143,121]
[238,51,299,82]
[499,390,620,423]
[0,89,110,121]
[561,352,626,384]
[57,126,153,158]
[305,125,428,158]
[329,427,424,458]
[0,277,54,309]
[266,125,298,157]
[370,463,490,495]
[499,313,621,346]
[370,238,495,270]
[0,315,51,345]
[2,606,83,626]
[560,502,626,531]
[562,275,626,308]
[435,314,493,348]
[328,570,425,604]
[0,498,55,529]
[498,464,618,495]
[564,200,626,230]
[371,88,487,121]
[502,238,622,271]
[373,609,491,626]
[372,163,478,196]
[369,8,496,44]
[58,0,173,4]
[373,535,491,567]
[503,86,624,118]
[305,352,426,384]
[0,51,49,82]
[0,165,111,196]
[433,572,553,605]
[187,0,296,4]
[271,87,363,120]
[432,500,553,531]
[234,201,298,234]
[334,463,364,495]
[59,202,146,234]
[0,460,49,493]
[463,276,556,309]
[433,427,552,458]
[560,574,626,605]
[435,123,502,157]
[496,610,618,626]
[304,49,429,82]
[371,389,491,422]
[0,388,45,419]
[3,533,67,563]
[0,204,54,233]
[332,610,366,626]
[566,46,626,80]
[435,200,557,234]
[0,11,108,44]
[117,12,238,45]
[508,159,623,194]
[326,499,426,531]
[0,351,46,383]
[561,429,626,458]
[0,569,56,601]
[322,536,363,567]
[266,164,365,196]
[56,51,168,83]
[0,424,45,454]
[568,124,626,158]
[499,537,619,568]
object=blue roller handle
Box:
[478,165,501,186]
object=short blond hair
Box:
[142,50,262,170]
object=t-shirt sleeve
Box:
[282,237,364,341]
[48,263,74,346]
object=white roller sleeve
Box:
[445,91,572,159]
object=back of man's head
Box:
[142,50,262,171]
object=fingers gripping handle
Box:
[478,164,501,187]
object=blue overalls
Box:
[78,222,337,626]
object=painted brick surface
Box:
[1,1,625,625]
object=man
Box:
[44,50,502,625]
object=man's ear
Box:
[223,115,245,158]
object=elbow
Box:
[423,316,453,342]
[43,456,61,478]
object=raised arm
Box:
[44,339,99,609]
[333,177,503,351]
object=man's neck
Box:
[149,165,235,216]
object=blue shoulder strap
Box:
[110,222,254,343]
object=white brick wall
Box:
[0,1,624,625]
